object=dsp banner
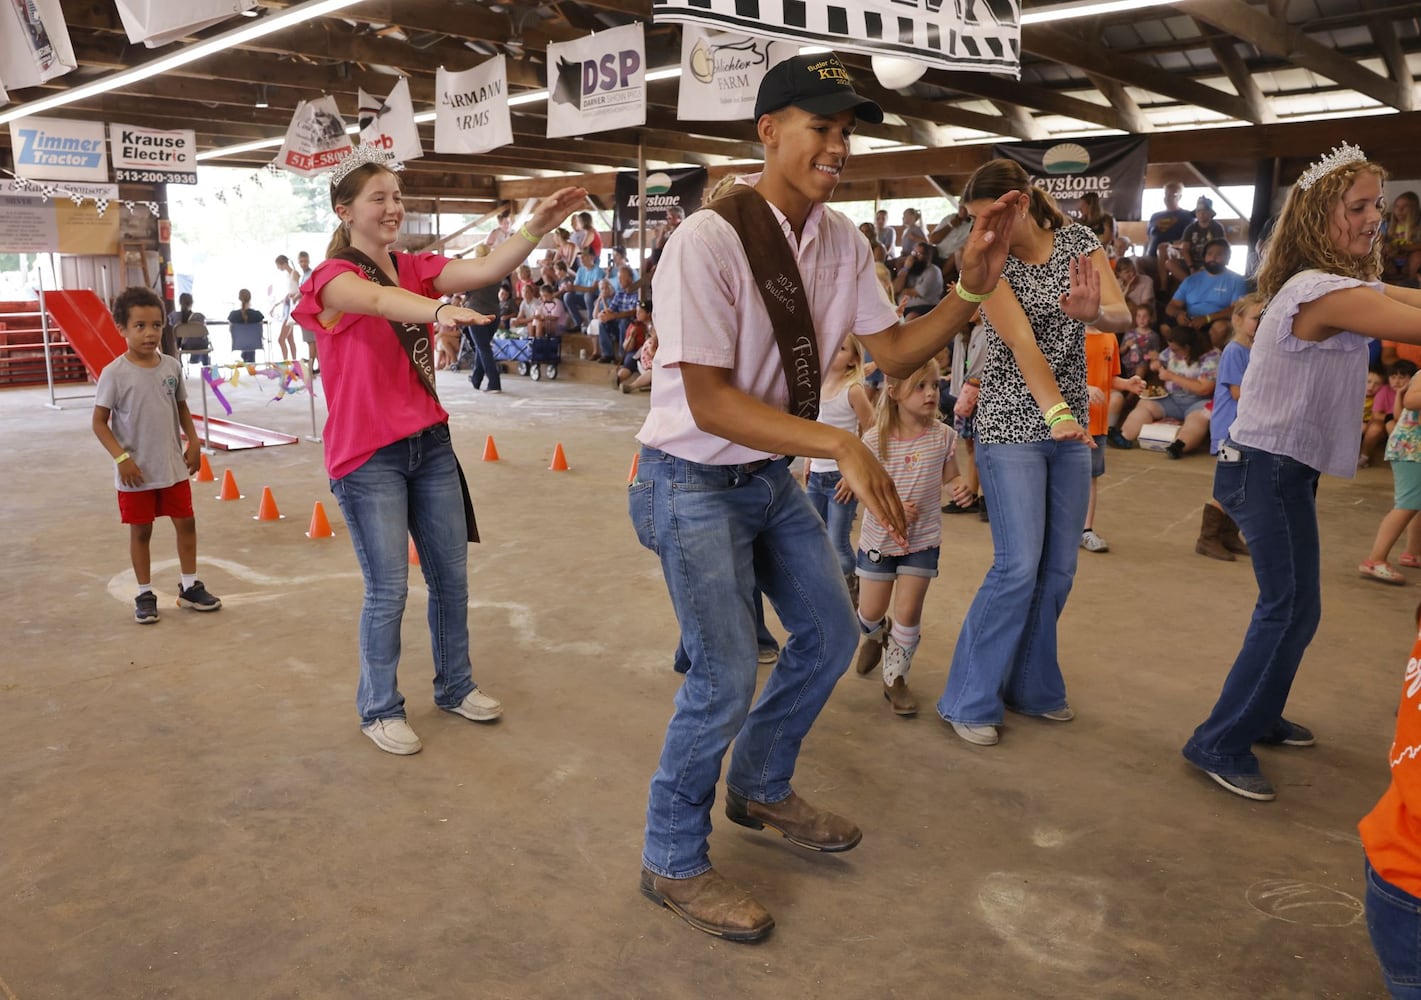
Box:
[546,22,646,139]
[613,166,707,244]
[278,95,354,177]
[10,116,108,183]
[653,0,1021,77]
[991,136,1150,222]
[108,124,197,184]
[358,78,423,164]
[0,0,75,90]
[0,180,119,254]
[114,0,257,49]
[434,57,512,156]
[676,25,793,121]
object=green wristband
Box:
[954,279,994,304]
[1047,412,1075,428]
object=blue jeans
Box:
[806,469,858,577]
[330,424,477,726]
[630,447,857,879]
[672,592,777,673]
[938,439,1090,726]
[465,320,501,391]
[563,291,594,329]
[1182,443,1320,776]
[1367,858,1421,998]
[599,317,624,360]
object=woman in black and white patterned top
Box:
[936,159,1130,747]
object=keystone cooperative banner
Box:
[992,136,1150,222]
[653,0,1021,77]
[613,166,707,245]
[108,123,197,184]
[9,116,108,182]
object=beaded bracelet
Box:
[1043,401,1070,421]
[954,279,994,304]
[114,451,131,464]
[517,224,541,246]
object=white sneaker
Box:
[446,688,503,722]
[1042,706,1076,722]
[363,717,422,755]
[1080,529,1109,553]
[950,721,1000,746]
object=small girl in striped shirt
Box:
[852,358,971,717]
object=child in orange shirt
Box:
[1360,602,1421,997]
[1082,330,1146,552]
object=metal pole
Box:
[305,367,321,443]
[199,365,213,453]
[637,139,648,280]
[38,265,59,410]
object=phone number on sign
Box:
[115,170,197,184]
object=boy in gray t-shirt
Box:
[92,287,221,624]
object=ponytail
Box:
[325,223,349,259]
[1027,187,1067,231]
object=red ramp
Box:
[44,290,123,381]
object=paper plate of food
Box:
[1140,386,1169,400]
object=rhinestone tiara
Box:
[328,143,402,187]
[1297,142,1367,191]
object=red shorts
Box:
[117,480,194,525]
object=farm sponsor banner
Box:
[278,95,354,177]
[546,22,646,139]
[358,77,423,164]
[653,0,1021,77]
[10,116,108,182]
[0,180,120,254]
[108,124,197,184]
[0,0,75,90]
[434,57,513,156]
[113,0,257,48]
[992,136,1150,221]
[676,25,793,121]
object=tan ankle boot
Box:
[640,867,774,942]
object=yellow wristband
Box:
[1047,412,1075,428]
[114,451,131,464]
[1044,401,1070,421]
[517,224,541,246]
[954,279,994,304]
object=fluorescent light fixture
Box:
[509,89,549,107]
[254,84,269,108]
[1021,0,1177,25]
[0,0,365,126]
[645,67,682,82]
[195,136,283,160]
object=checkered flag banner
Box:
[69,190,85,206]
[145,201,159,215]
[653,0,1020,76]
[95,197,109,217]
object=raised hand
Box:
[528,187,590,235]
[958,191,1023,296]
[1059,253,1101,323]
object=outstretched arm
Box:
[1294,284,1421,343]
[434,187,588,294]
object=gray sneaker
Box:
[445,688,503,722]
[176,580,222,611]
[134,592,160,624]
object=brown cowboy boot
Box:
[639,867,774,942]
[854,616,891,675]
[724,789,862,852]
[1195,504,1235,562]
[882,634,918,716]
[1219,511,1250,556]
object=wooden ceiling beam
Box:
[1361,0,1413,93]
[1080,72,1151,133]
[931,71,1129,131]
[1202,31,1277,124]
[1176,0,1413,111]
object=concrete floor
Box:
[0,363,1412,999]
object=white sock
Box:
[890,621,921,650]
[136,583,153,596]
[181,573,198,591]
[858,612,885,635]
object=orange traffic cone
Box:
[195,453,215,482]
[306,501,334,539]
[408,536,420,565]
[254,486,284,521]
[627,451,639,484]
[217,469,243,501]
[482,435,500,461]
[550,442,569,471]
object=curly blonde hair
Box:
[1254,159,1386,298]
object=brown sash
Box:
[701,185,821,420]
[331,247,480,543]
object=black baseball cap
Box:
[753,54,884,124]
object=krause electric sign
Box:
[9,117,109,183]
[109,124,198,185]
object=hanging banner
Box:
[113,0,257,49]
[0,0,76,90]
[653,0,1020,77]
[10,116,108,182]
[546,22,646,139]
[108,124,197,184]
[0,180,120,254]
[434,57,513,156]
[358,77,423,164]
[277,95,354,177]
[613,166,707,246]
[992,136,1150,222]
[677,26,793,121]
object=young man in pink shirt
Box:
[631,52,1021,941]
